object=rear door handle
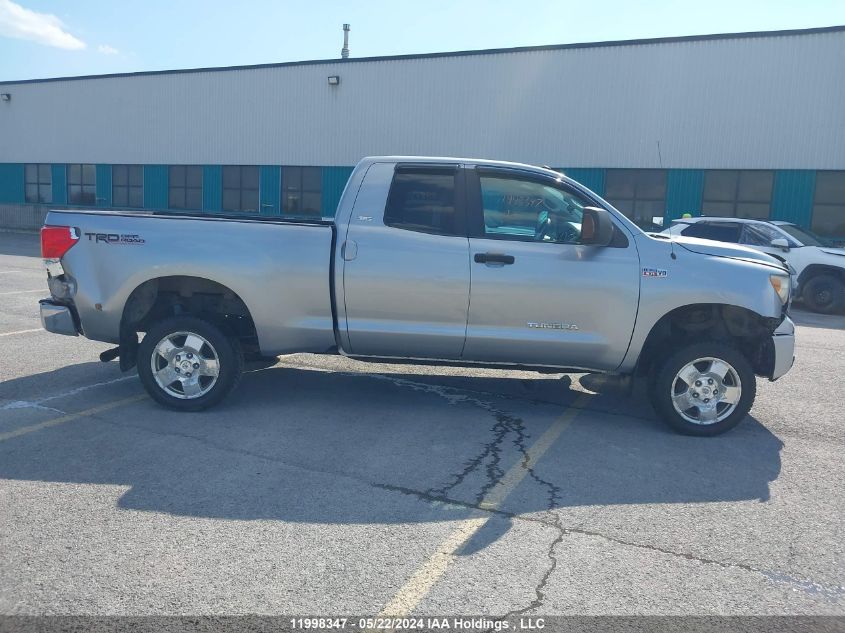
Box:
[474,252,515,265]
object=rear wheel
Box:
[802,274,844,314]
[138,316,243,411]
[650,342,755,436]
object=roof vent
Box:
[341,24,350,59]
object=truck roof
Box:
[671,216,796,227]
[358,156,566,180]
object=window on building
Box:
[112,165,143,208]
[384,168,458,235]
[169,165,203,210]
[811,171,845,237]
[282,166,322,215]
[605,169,666,225]
[25,164,52,204]
[478,173,588,244]
[222,166,259,212]
[701,170,773,219]
[67,164,96,205]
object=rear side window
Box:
[384,169,458,236]
[680,222,741,243]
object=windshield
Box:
[778,224,829,247]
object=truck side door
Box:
[340,162,470,359]
[462,167,640,371]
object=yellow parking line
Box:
[0,395,146,442]
[0,328,43,337]
[377,390,593,617]
[0,289,45,296]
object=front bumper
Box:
[769,315,795,381]
[39,300,79,337]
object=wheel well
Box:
[122,276,258,350]
[636,304,781,377]
[798,264,845,288]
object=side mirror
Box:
[580,207,615,246]
[770,238,790,251]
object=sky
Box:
[1,0,844,81]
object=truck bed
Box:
[44,208,338,355]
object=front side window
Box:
[112,165,143,208]
[702,170,773,219]
[282,167,322,215]
[384,169,457,235]
[605,169,666,225]
[25,164,52,204]
[169,165,203,210]
[680,221,742,243]
[479,174,587,244]
[811,171,845,237]
[222,166,259,212]
[67,164,96,205]
[740,223,783,247]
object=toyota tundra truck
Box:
[38,156,795,436]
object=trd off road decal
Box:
[642,267,668,278]
[84,232,146,245]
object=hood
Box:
[819,247,845,258]
[672,236,787,271]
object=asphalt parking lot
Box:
[0,231,843,617]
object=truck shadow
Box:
[0,361,783,552]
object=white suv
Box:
[663,217,845,313]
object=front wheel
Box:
[650,342,756,436]
[137,316,243,411]
[802,274,844,314]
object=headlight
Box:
[769,274,790,304]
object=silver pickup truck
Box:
[39,156,795,436]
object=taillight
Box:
[41,225,80,259]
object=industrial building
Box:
[0,25,843,240]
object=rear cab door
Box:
[338,161,471,359]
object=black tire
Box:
[650,341,756,437]
[137,316,243,412]
[802,274,844,314]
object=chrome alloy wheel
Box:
[670,357,742,425]
[150,331,220,399]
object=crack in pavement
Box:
[379,483,845,606]
[401,373,567,616]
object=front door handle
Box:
[342,240,358,261]
[474,252,515,265]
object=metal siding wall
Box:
[202,165,222,212]
[321,166,354,217]
[259,165,280,215]
[0,164,24,203]
[51,164,66,204]
[143,165,168,209]
[665,169,704,220]
[1,30,842,170]
[0,203,47,230]
[95,164,112,207]
[771,170,816,227]
[563,168,606,196]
